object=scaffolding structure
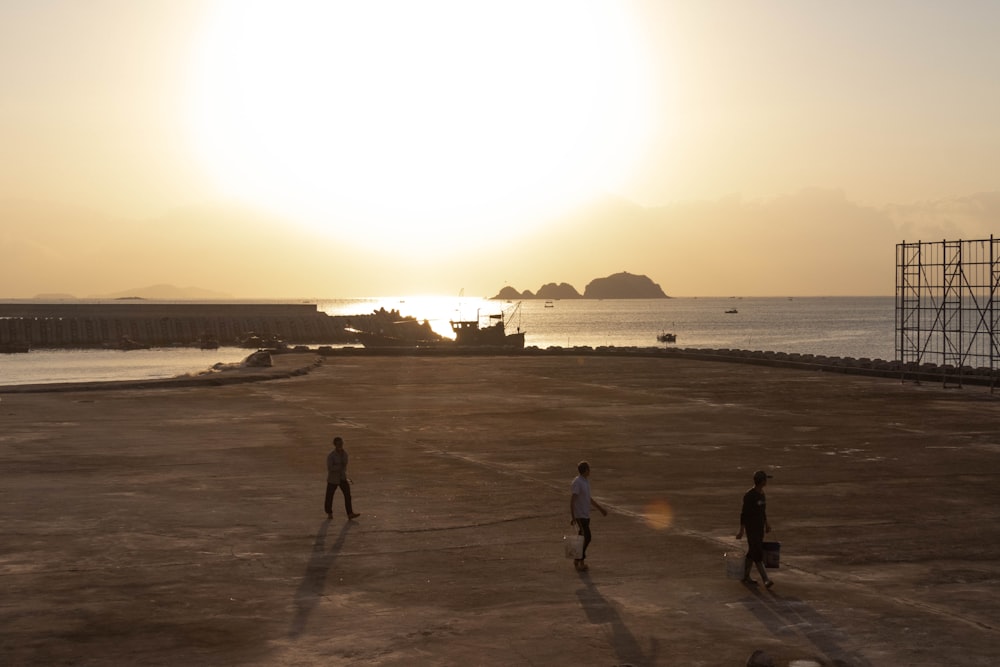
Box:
[896,236,1000,387]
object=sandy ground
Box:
[2,352,999,666]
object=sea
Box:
[0,296,896,387]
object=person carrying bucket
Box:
[570,460,608,572]
[736,470,774,588]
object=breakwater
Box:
[0,303,357,349]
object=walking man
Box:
[325,436,360,520]
[736,469,773,587]
[570,461,608,572]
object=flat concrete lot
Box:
[2,353,999,666]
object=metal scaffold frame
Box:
[895,236,1000,388]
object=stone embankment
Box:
[0,303,363,349]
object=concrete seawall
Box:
[0,303,355,348]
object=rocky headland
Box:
[493,271,669,299]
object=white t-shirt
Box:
[571,475,591,519]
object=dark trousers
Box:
[745,529,764,564]
[577,518,592,559]
[324,480,354,516]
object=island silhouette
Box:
[493,271,669,300]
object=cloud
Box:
[884,191,1000,241]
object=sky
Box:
[2,0,999,299]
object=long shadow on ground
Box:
[575,572,659,665]
[739,588,873,666]
[289,519,355,638]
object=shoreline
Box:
[0,350,323,394]
[4,344,996,394]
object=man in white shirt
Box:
[570,460,608,571]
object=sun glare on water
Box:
[187,0,653,255]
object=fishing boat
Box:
[657,332,677,343]
[450,303,525,349]
[347,307,450,348]
[725,309,739,314]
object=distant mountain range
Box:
[493,272,669,299]
[33,284,234,300]
[99,284,234,299]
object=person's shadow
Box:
[739,588,872,666]
[575,572,659,665]
[288,519,355,637]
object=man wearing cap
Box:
[736,470,773,587]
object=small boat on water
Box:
[238,333,286,350]
[725,309,739,314]
[198,333,220,350]
[110,336,151,351]
[657,332,677,344]
[544,300,554,308]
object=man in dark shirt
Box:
[736,470,773,587]
[325,436,360,520]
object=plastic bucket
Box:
[724,552,744,579]
[763,541,780,569]
[564,534,584,559]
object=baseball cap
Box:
[753,470,772,484]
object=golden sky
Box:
[2,0,998,298]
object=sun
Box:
[187,0,653,255]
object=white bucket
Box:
[724,551,744,579]
[564,534,584,559]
